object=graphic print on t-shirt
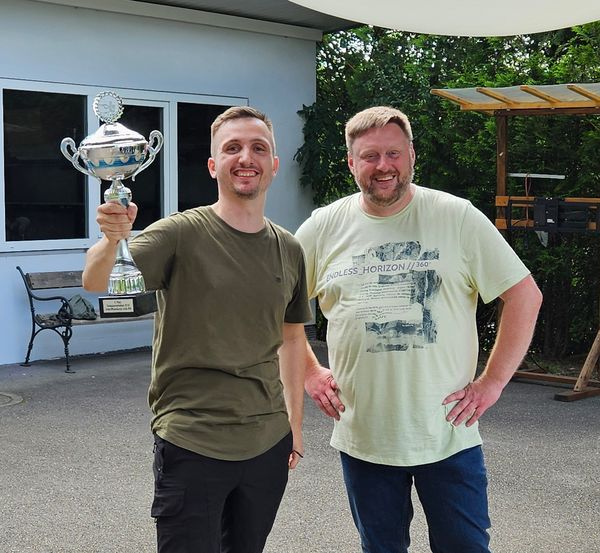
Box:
[327,240,441,353]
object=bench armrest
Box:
[29,293,73,320]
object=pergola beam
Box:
[520,84,560,104]
[429,88,471,108]
[568,84,600,103]
[476,87,517,105]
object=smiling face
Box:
[348,122,415,215]
[208,117,279,201]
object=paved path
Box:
[1,349,599,552]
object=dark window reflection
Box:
[4,90,86,241]
[109,105,163,231]
[177,103,229,212]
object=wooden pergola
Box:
[431,83,600,401]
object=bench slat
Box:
[27,270,83,289]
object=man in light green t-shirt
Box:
[83,106,311,553]
[295,106,542,552]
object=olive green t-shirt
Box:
[130,206,311,461]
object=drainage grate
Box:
[0,392,23,408]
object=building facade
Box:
[0,0,328,365]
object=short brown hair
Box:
[210,106,276,155]
[345,106,413,151]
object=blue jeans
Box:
[340,446,491,553]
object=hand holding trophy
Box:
[61,91,163,317]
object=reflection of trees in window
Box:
[3,90,86,241]
[177,103,228,213]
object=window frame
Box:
[0,78,245,252]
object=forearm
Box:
[479,275,543,389]
[444,275,542,426]
[304,338,323,380]
[82,237,119,292]
[279,323,307,435]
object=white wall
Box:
[0,0,317,365]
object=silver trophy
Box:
[61,91,163,318]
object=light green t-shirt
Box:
[296,187,530,466]
[130,206,311,461]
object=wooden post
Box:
[555,275,600,400]
[574,330,600,391]
[496,114,508,324]
[496,114,508,198]
[554,329,600,401]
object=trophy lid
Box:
[80,122,146,148]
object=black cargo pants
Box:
[151,432,292,553]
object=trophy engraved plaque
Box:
[61,91,163,318]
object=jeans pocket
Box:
[151,487,185,518]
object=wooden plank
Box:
[496,219,534,229]
[477,87,516,106]
[563,197,600,204]
[495,196,532,207]
[497,219,598,231]
[554,388,600,402]
[496,195,600,206]
[520,85,561,104]
[567,84,600,103]
[495,196,600,231]
[494,107,600,116]
[512,371,600,387]
[574,329,600,391]
[430,88,472,108]
[478,101,599,111]
[27,270,83,289]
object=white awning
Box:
[289,0,600,37]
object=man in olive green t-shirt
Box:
[83,106,311,553]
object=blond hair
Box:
[345,106,413,151]
[210,106,275,155]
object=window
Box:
[177,102,229,212]
[0,80,244,250]
[3,90,86,241]
[108,104,163,231]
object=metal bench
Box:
[16,266,153,373]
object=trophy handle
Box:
[60,137,96,179]
[131,130,164,181]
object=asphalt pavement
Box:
[1,346,599,553]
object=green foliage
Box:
[297,23,600,358]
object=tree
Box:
[296,23,600,358]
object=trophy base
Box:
[99,290,157,318]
